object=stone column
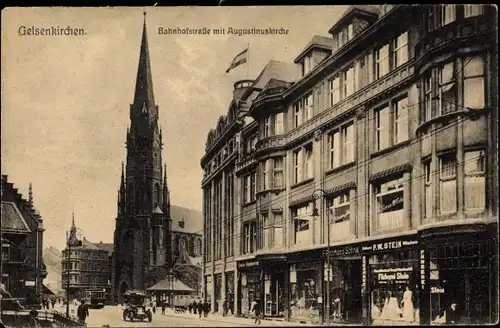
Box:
[210,273,215,312]
[355,107,368,238]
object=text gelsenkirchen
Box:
[158,27,289,36]
[18,26,86,36]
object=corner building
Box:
[201,5,498,325]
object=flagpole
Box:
[246,42,250,80]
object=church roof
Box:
[170,205,202,235]
[153,205,163,214]
[1,201,31,234]
[133,13,155,109]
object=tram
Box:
[84,288,106,309]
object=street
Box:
[54,304,299,327]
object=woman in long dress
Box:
[401,286,414,322]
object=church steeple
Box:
[133,11,155,110]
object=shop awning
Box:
[146,277,194,293]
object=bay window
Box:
[262,160,269,191]
[263,117,270,138]
[441,5,456,25]
[424,161,433,219]
[438,62,457,115]
[463,56,485,109]
[272,157,284,188]
[393,31,409,68]
[464,4,484,18]
[393,96,409,143]
[329,76,341,107]
[262,213,270,249]
[376,44,390,79]
[439,154,457,214]
[273,212,283,248]
[376,105,390,151]
[464,150,486,211]
[343,66,355,98]
[275,112,284,135]
[375,176,405,231]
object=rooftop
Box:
[1,201,31,234]
[171,205,202,235]
[294,35,333,63]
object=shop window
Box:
[464,150,486,210]
[463,56,485,109]
[438,62,457,115]
[290,262,321,322]
[374,176,405,231]
[439,154,457,214]
[369,250,420,324]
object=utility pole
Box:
[66,231,70,318]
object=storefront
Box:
[225,272,235,314]
[237,260,262,317]
[257,255,287,318]
[289,260,322,324]
[419,223,498,325]
[361,235,420,325]
[214,273,222,313]
[324,245,363,324]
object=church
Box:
[111,14,202,304]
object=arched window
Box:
[153,184,160,208]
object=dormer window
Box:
[333,23,354,52]
[302,54,314,76]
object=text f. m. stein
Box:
[18,25,86,36]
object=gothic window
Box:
[153,153,158,167]
[153,184,160,208]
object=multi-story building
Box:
[201,5,498,325]
[1,175,47,307]
[61,216,112,302]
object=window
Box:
[376,105,390,151]
[272,157,284,188]
[427,6,435,32]
[393,32,409,68]
[376,44,390,79]
[251,173,256,201]
[464,150,486,210]
[305,94,313,121]
[463,56,485,109]
[1,244,10,262]
[294,103,302,128]
[328,131,341,169]
[304,143,314,179]
[375,176,405,231]
[293,149,303,184]
[263,117,270,138]
[423,74,432,122]
[336,23,354,50]
[262,213,269,249]
[441,5,456,25]
[332,193,350,223]
[273,212,283,248]
[342,124,355,163]
[275,112,284,135]
[424,161,433,219]
[393,96,409,144]
[464,4,484,18]
[343,66,355,98]
[438,62,457,115]
[329,76,341,107]
[242,221,257,254]
[243,173,256,203]
[303,55,314,75]
[439,154,457,214]
[262,160,269,191]
[243,223,251,254]
[293,204,313,245]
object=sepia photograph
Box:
[1,4,498,327]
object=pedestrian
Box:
[161,301,166,315]
[77,299,89,326]
[203,300,209,318]
[188,302,192,314]
[446,301,460,325]
[252,299,261,325]
[51,298,55,309]
[197,300,203,319]
[222,299,227,317]
[28,309,40,328]
[192,300,197,315]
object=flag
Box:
[226,48,248,73]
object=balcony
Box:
[285,61,415,146]
[415,15,492,71]
[235,153,257,173]
[255,136,285,154]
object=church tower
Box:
[111,13,172,304]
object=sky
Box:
[1,6,349,250]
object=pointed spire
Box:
[133,11,155,108]
[71,209,76,229]
[163,164,168,185]
[28,183,33,206]
[121,162,125,184]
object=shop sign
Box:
[431,286,445,294]
[373,267,413,284]
[362,238,418,253]
[238,260,260,269]
[328,245,360,257]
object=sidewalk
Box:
[162,309,316,326]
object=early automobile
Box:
[122,290,153,322]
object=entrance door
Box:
[346,260,362,322]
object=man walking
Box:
[252,299,261,325]
[77,299,89,326]
[161,300,166,315]
[197,300,203,319]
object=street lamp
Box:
[312,189,331,326]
